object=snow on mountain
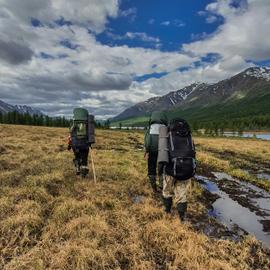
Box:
[0,100,43,115]
[244,67,270,81]
[112,67,270,122]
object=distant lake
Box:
[109,127,270,140]
[224,132,270,140]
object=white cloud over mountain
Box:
[184,0,270,61]
[0,0,269,118]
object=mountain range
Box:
[0,100,43,116]
[1,66,270,125]
[111,67,270,125]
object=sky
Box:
[0,0,270,119]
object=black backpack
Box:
[165,118,196,180]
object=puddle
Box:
[195,174,270,247]
[237,170,270,181]
[220,168,270,182]
[213,172,270,214]
[198,221,245,242]
[257,173,270,180]
[212,172,234,181]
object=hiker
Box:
[68,108,95,177]
[157,118,196,221]
[144,111,168,193]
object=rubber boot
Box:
[76,166,81,175]
[73,159,80,175]
[163,197,173,214]
[177,202,188,221]
[158,174,164,192]
[149,175,157,193]
[81,166,89,178]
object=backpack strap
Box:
[169,131,174,151]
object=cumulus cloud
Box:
[0,0,119,32]
[142,56,252,96]
[161,19,185,27]
[0,40,33,64]
[184,0,270,61]
[0,0,269,118]
[161,21,170,26]
[125,32,160,43]
[70,72,132,91]
[120,7,137,22]
[106,31,160,43]
[206,15,218,23]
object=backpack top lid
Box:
[73,107,88,121]
[169,118,191,136]
[150,111,168,125]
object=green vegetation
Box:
[196,137,270,191]
[0,111,70,127]
[170,92,270,131]
[111,93,270,131]
[112,116,149,128]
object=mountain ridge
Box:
[112,67,270,123]
[0,100,43,116]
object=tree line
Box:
[1,111,269,132]
[114,115,270,134]
[190,115,270,135]
[0,111,70,127]
[0,111,111,129]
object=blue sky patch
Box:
[55,17,73,27]
[134,72,169,82]
[31,18,43,27]
[177,66,191,72]
[201,53,221,63]
[248,60,270,67]
[96,0,222,52]
[60,40,79,50]
[40,52,55,59]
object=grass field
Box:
[0,124,270,270]
[195,137,270,191]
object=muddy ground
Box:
[192,166,270,249]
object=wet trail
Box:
[195,173,270,247]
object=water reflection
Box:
[195,174,270,247]
[223,132,270,140]
[257,173,270,181]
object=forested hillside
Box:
[112,67,270,131]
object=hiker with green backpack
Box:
[158,118,196,221]
[68,108,95,177]
[144,111,168,194]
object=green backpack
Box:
[72,121,87,138]
[73,108,88,121]
[70,108,95,147]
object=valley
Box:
[0,124,270,269]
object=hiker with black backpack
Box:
[144,111,168,194]
[157,118,196,221]
[68,108,95,177]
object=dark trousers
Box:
[148,151,163,176]
[73,147,89,166]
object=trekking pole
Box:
[90,147,97,183]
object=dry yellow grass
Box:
[196,137,270,191]
[0,124,269,270]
